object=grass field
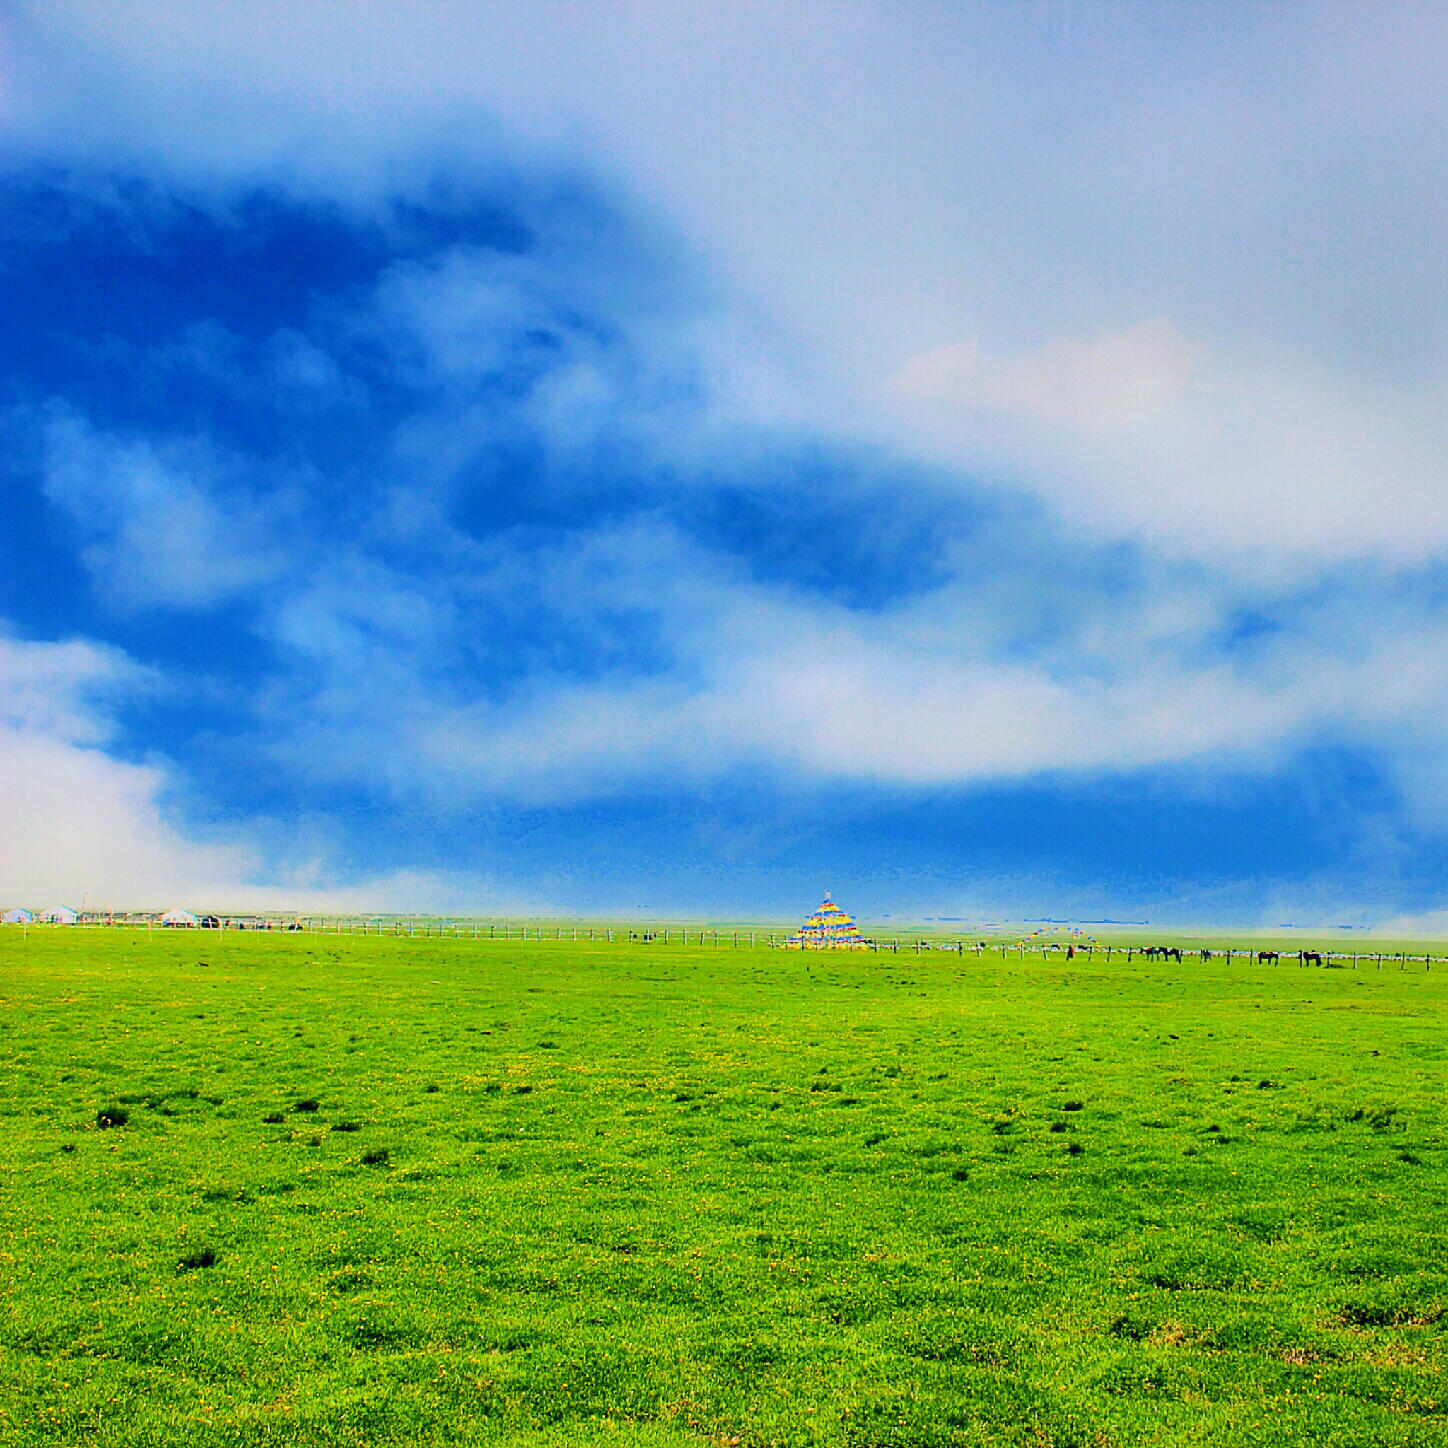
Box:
[2,929,1445,1446]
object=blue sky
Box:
[3,2,1448,926]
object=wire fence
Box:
[25,917,1438,971]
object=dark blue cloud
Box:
[0,169,994,804]
[0,168,529,357]
[673,445,987,611]
[0,166,1014,657]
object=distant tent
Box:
[36,906,78,924]
[784,893,869,950]
[161,909,199,927]
[3,907,33,924]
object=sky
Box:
[2,1,1448,926]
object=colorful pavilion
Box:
[783,893,869,949]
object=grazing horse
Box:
[1165,947,1183,962]
[1258,950,1280,963]
[1302,950,1323,967]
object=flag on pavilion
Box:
[783,893,869,950]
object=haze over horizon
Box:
[4,3,1448,931]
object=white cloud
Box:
[41,409,291,609]
[1096,356,1448,561]
[224,518,1448,813]
[0,634,250,905]
[0,634,543,912]
[0,725,249,909]
[890,319,1197,433]
[0,632,144,743]
[888,339,1448,564]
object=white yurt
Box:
[37,906,79,924]
[3,907,33,924]
[161,908,199,927]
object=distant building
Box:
[3,907,33,924]
[36,906,79,924]
[161,909,199,927]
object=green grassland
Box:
[1,930,1445,1447]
